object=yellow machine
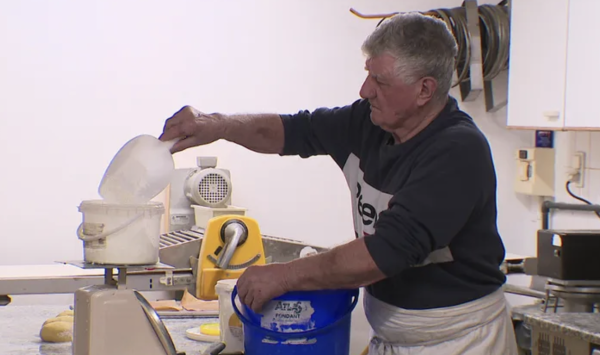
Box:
[196,215,266,300]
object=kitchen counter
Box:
[0,289,373,355]
[511,302,546,320]
[523,311,600,345]
[0,304,219,355]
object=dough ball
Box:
[57,310,74,317]
[43,316,74,326]
[40,321,73,343]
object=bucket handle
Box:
[76,214,144,242]
[231,286,359,340]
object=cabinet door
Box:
[564,0,600,129]
[506,0,570,129]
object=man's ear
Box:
[416,77,438,106]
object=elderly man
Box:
[160,12,518,355]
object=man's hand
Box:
[236,263,291,313]
[159,105,225,154]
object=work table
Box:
[0,304,219,355]
[512,303,600,352]
[523,311,600,345]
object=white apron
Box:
[364,287,519,355]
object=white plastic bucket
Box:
[99,135,177,205]
[77,200,165,265]
[216,279,244,354]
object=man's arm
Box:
[236,237,386,312]
[160,101,366,160]
[220,100,370,160]
[284,237,386,291]
[160,106,285,154]
[218,113,285,154]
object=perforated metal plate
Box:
[198,173,229,204]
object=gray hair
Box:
[361,12,458,102]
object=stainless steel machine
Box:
[504,228,600,355]
[537,229,600,313]
[527,229,600,355]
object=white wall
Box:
[551,131,600,229]
[0,0,491,263]
[2,0,600,312]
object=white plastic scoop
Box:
[98,135,178,204]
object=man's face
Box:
[359,54,422,131]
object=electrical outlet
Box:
[569,151,586,188]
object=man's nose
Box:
[359,77,375,99]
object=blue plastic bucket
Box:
[231,287,359,355]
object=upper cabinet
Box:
[506,0,569,129]
[563,0,600,129]
[507,0,600,130]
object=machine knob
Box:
[216,220,248,269]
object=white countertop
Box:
[0,264,102,279]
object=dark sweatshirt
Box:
[279,96,506,310]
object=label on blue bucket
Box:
[260,300,315,332]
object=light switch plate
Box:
[570,151,586,188]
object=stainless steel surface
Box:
[543,279,600,313]
[216,222,247,269]
[563,301,594,313]
[547,278,600,287]
[0,268,193,296]
[201,342,226,355]
[503,283,547,299]
[134,290,179,355]
[159,230,204,269]
[159,228,329,267]
[156,310,218,319]
[62,260,174,270]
